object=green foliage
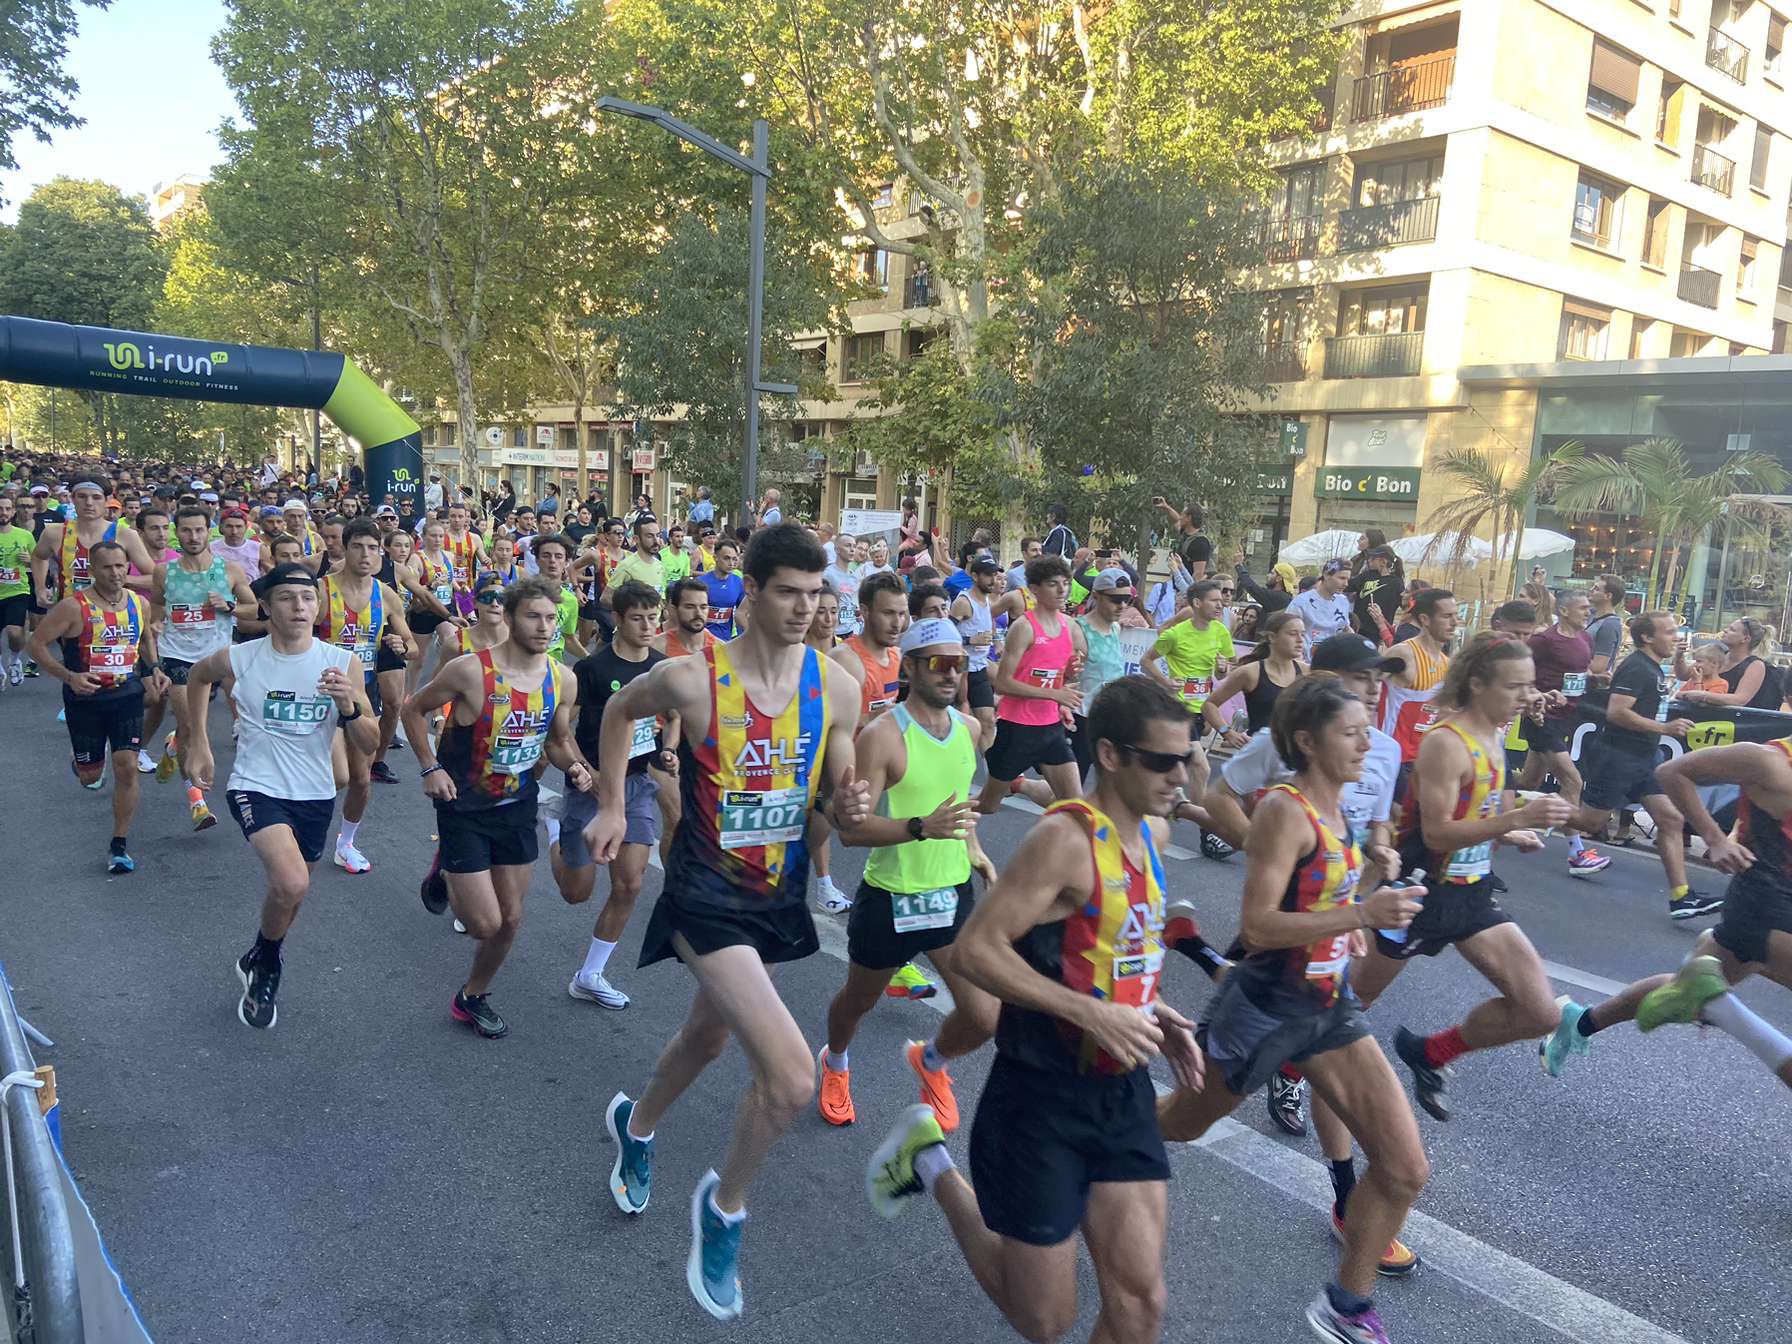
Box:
[0,177,164,329]
[0,0,109,189]
[1423,442,1577,598]
[1551,437,1789,607]
[600,205,841,511]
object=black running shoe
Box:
[236,950,281,1030]
[1267,1071,1308,1136]
[451,988,508,1038]
[1669,890,1724,921]
[1199,829,1234,862]
[1488,872,1508,895]
[1394,1026,1451,1121]
[419,850,449,915]
[369,760,400,784]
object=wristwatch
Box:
[340,703,363,723]
[907,816,925,841]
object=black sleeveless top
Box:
[1242,659,1301,732]
[1722,655,1783,710]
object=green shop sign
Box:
[1315,466,1420,500]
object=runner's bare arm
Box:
[595,656,710,807]
[1240,791,1419,950]
[25,597,85,687]
[1660,741,1791,861]
[820,668,870,824]
[403,655,481,759]
[378,583,416,657]
[29,524,59,595]
[826,641,866,690]
[335,668,381,757]
[989,615,1037,699]
[181,648,235,791]
[833,714,907,847]
[1202,662,1258,734]
[117,527,155,576]
[544,680,593,791]
[1143,631,1176,688]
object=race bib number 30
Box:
[891,886,958,933]
[719,786,806,850]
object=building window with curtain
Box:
[1558,301,1611,360]
[1752,126,1774,192]
[1739,237,1760,295]
[1572,171,1624,249]
[1586,39,1642,124]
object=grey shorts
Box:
[1199,975,1369,1098]
[558,771,660,865]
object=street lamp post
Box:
[594,97,797,527]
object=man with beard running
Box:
[148,506,257,831]
[29,539,170,872]
[184,564,379,1029]
[403,577,590,1039]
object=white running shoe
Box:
[136,749,157,774]
[5,664,20,687]
[333,841,371,875]
[569,971,630,1009]
[452,918,468,934]
[817,877,853,914]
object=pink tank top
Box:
[999,610,1072,727]
[211,537,263,582]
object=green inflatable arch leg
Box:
[0,315,424,502]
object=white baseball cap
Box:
[899,617,964,655]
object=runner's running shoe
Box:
[369,760,399,784]
[569,971,629,1009]
[191,799,216,831]
[885,962,938,1000]
[136,749,157,774]
[235,949,280,1030]
[604,1092,652,1214]
[1200,829,1234,861]
[1306,1292,1391,1343]
[334,840,371,875]
[818,1046,855,1126]
[687,1169,744,1321]
[866,1104,944,1220]
[1637,955,1727,1032]
[106,847,135,874]
[450,988,508,1038]
[1393,1026,1451,1121]
[419,849,448,914]
[1330,1210,1419,1278]
[1668,891,1723,921]
[156,733,179,782]
[1538,996,1590,1077]
[906,1039,959,1133]
[1567,848,1611,876]
[1268,1069,1309,1136]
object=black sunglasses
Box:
[1118,743,1197,773]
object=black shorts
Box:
[1373,876,1513,960]
[358,673,383,720]
[410,611,444,637]
[969,1056,1170,1247]
[375,642,405,675]
[161,657,197,686]
[578,598,603,623]
[436,798,539,873]
[63,686,145,765]
[227,790,334,863]
[1713,867,1792,964]
[847,878,975,969]
[966,667,994,711]
[0,594,26,629]
[637,892,819,969]
[1526,717,1573,756]
[986,719,1076,781]
[1582,743,1662,811]
[1198,976,1369,1096]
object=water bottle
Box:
[1377,868,1427,946]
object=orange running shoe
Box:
[905,1040,960,1133]
[818,1045,855,1126]
[1330,1208,1420,1277]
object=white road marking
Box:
[1541,960,1628,997]
[999,795,1045,815]
[1163,843,1197,861]
[1188,1120,1692,1344]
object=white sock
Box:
[825,1047,849,1071]
[1568,835,1586,855]
[1701,991,1792,1073]
[708,1190,747,1226]
[818,874,839,892]
[921,1040,947,1072]
[545,816,561,846]
[914,1143,954,1194]
[580,937,616,979]
[338,820,360,847]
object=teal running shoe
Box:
[1638,956,1727,1033]
[1538,996,1590,1077]
[687,1169,743,1320]
[604,1092,652,1215]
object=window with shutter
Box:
[1739,237,1760,294]
[1586,40,1642,121]
[1752,126,1773,191]
[1771,13,1787,75]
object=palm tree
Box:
[1551,437,1788,609]
[1421,442,1578,598]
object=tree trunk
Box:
[1647,522,1669,608]
[450,346,479,498]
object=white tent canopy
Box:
[1390,528,1576,568]
[1277,529,1363,564]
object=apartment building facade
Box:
[1248,0,1792,621]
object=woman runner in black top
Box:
[1204,610,1309,747]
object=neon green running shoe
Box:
[885,961,938,1000]
[866,1103,945,1220]
[1637,956,1727,1033]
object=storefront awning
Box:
[1458,355,1792,391]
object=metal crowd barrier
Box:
[0,964,81,1344]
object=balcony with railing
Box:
[1678,262,1722,308]
[1258,341,1307,383]
[1324,331,1424,378]
[1337,196,1440,251]
[1256,213,1322,262]
[1706,29,1749,83]
[903,270,939,308]
[1693,142,1737,195]
[1352,53,1455,121]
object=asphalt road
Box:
[2,670,1787,1344]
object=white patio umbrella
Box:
[1278,529,1363,564]
[1494,527,1576,560]
[1390,531,1490,567]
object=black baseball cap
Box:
[251,562,318,601]
[1311,633,1403,674]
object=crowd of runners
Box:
[3,450,1790,1344]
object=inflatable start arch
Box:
[0,316,425,503]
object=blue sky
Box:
[1,0,236,220]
